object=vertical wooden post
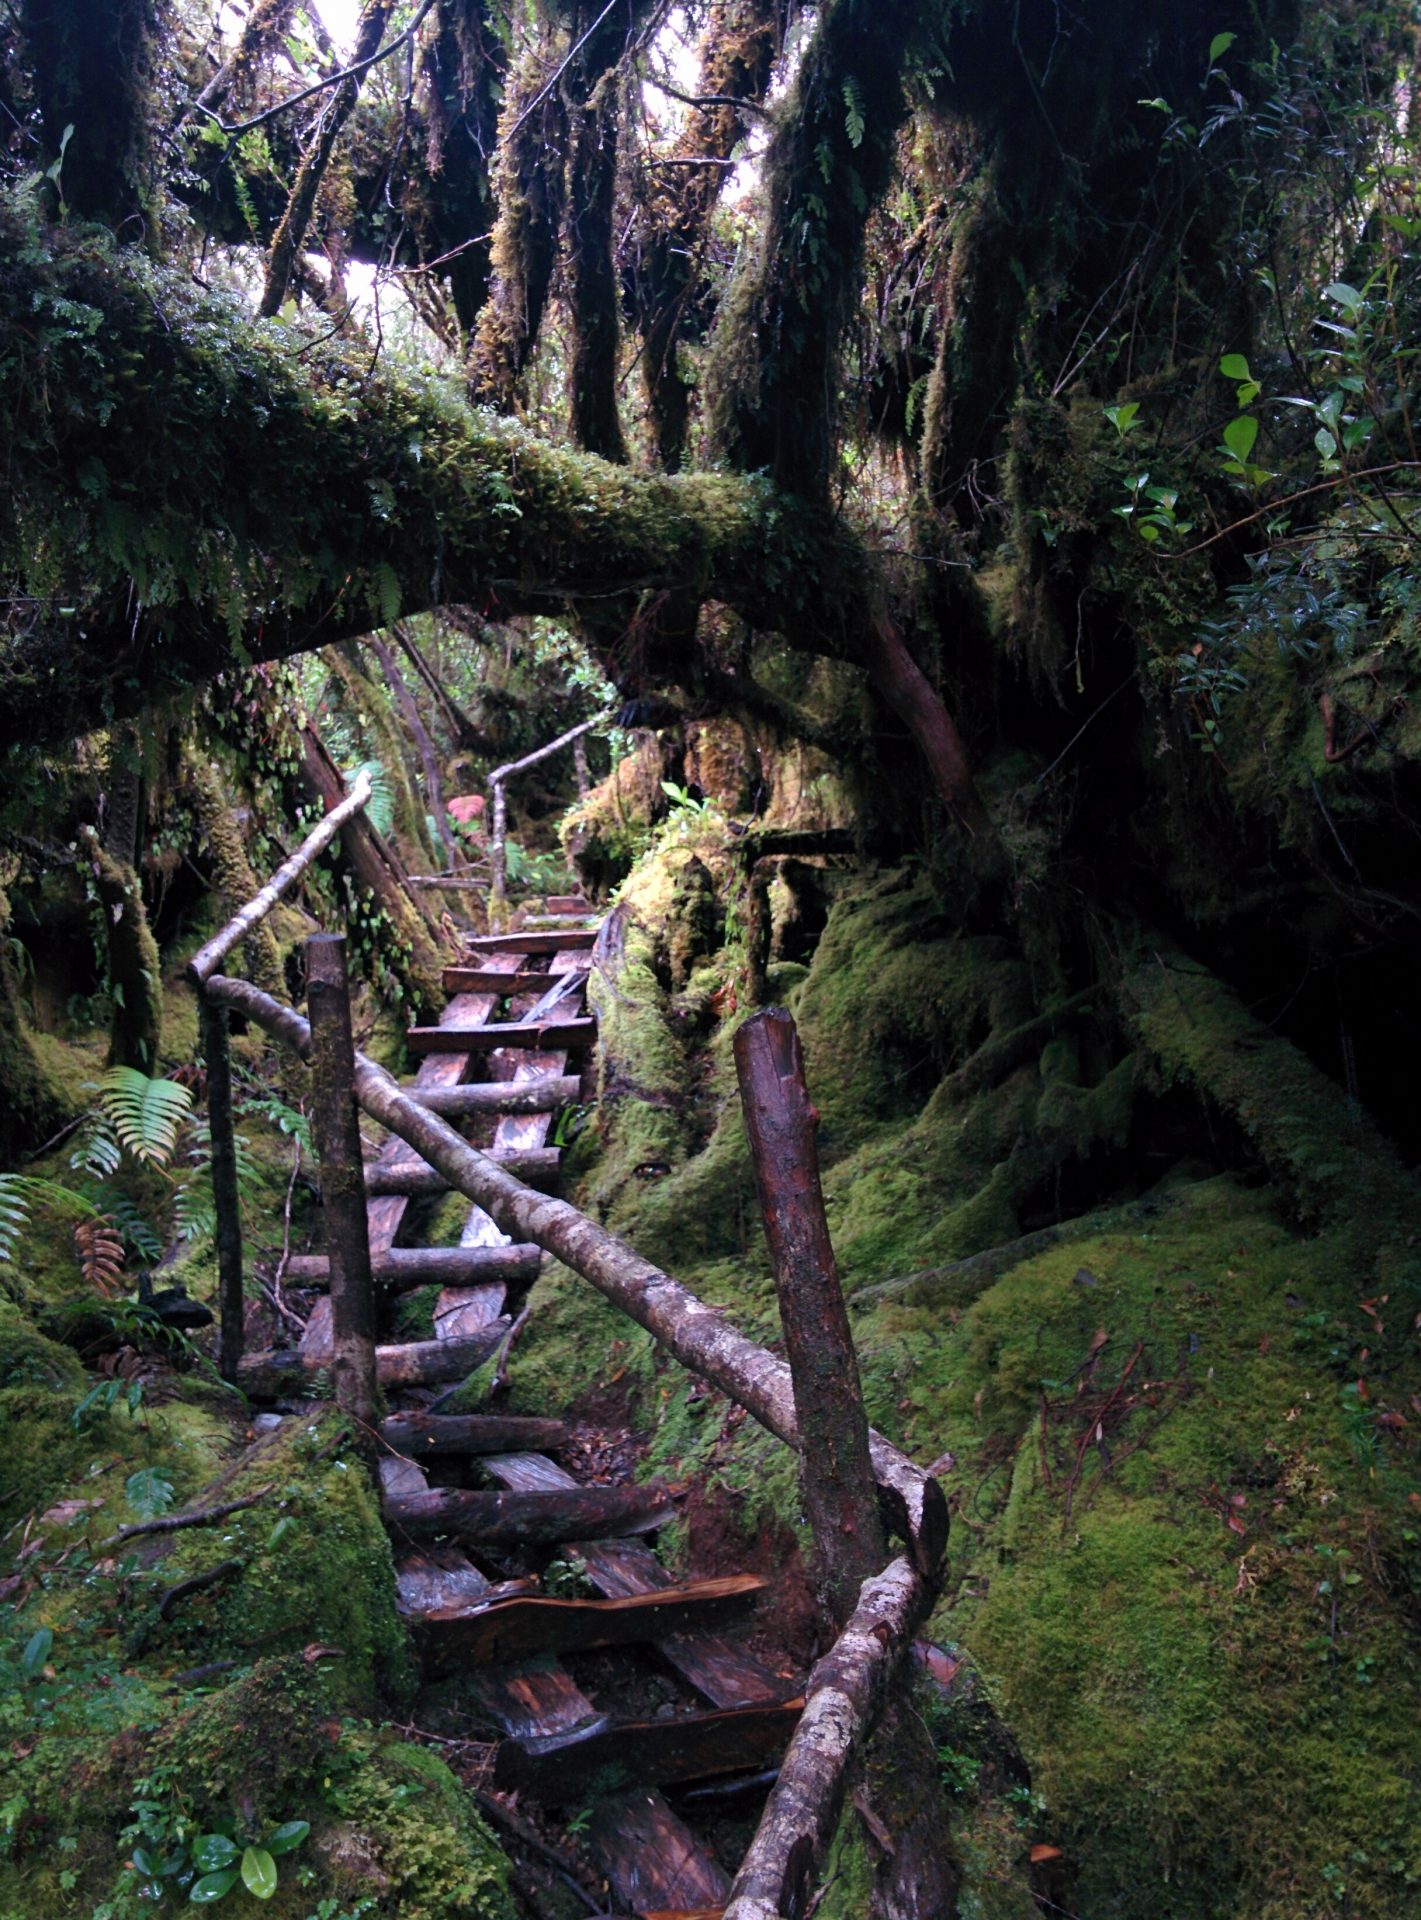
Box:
[733,1007,885,1623]
[202,991,245,1385]
[489,778,508,907]
[572,733,591,797]
[306,934,380,1428]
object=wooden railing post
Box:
[202,991,245,1384]
[305,934,380,1427]
[489,776,508,908]
[733,1006,885,1624]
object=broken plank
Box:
[442,967,567,994]
[482,1453,787,1709]
[405,1018,596,1054]
[584,1792,730,1912]
[494,1697,804,1801]
[415,1575,768,1672]
[403,1076,582,1115]
[239,1326,507,1397]
[384,1481,675,1549]
[284,1245,540,1290]
[381,1411,573,1457]
[359,1148,560,1193]
[462,929,596,953]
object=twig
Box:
[268,1140,307,1334]
[1164,462,1421,560]
[491,1304,533,1394]
[99,1486,274,1551]
[157,1559,244,1620]
[472,1791,604,1915]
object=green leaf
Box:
[21,1628,53,1677]
[1325,281,1363,313]
[1104,401,1140,437]
[191,1835,240,1873]
[841,77,865,149]
[264,1822,309,1857]
[1219,353,1251,380]
[1208,31,1237,61]
[241,1846,278,1899]
[1222,415,1258,461]
[1315,427,1338,458]
[125,1468,176,1521]
[190,1867,241,1902]
[1138,522,1161,542]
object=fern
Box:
[0,1173,103,1265]
[346,759,395,836]
[69,1109,122,1180]
[97,1067,193,1167]
[73,1217,125,1295]
[95,1191,163,1266]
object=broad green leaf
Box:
[264,1822,309,1857]
[131,1848,155,1876]
[1222,415,1258,461]
[1104,401,1140,437]
[1325,281,1363,312]
[1219,353,1251,380]
[1315,427,1338,457]
[190,1867,240,1902]
[241,1847,278,1899]
[1138,522,1161,542]
[191,1835,240,1873]
[1235,379,1261,406]
[21,1628,53,1676]
[1208,31,1237,62]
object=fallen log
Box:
[405,1017,597,1054]
[416,1575,767,1671]
[722,1558,932,1920]
[238,1327,507,1398]
[384,1481,676,1548]
[284,1245,542,1290]
[495,1697,804,1802]
[404,1075,582,1115]
[380,1411,572,1457]
[357,1149,560,1193]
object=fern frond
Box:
[346,760,395,837]
[98,1067,193,1167]
[0,1174,103,1264]
[172,1174,216,1247]
[69,1111,123,1180]
[98,1193,164,1266]
[74,1217,126,1296]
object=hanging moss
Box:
[186,749,284,996]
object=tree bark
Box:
[733,1008,885,1624]
[285,1244,541,1289]
[203,992,246,1385]
[385,1480,675,1548]
[306,934,380,1428]
[380,1410,571,1456]
[238,1327,507,1397]
[369,636,458,868]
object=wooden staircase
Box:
[282,901,800,1915]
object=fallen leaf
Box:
[1030,1844,1064,1865]
[1089,1327,1109,1355]
[1376,1411,1408,1429]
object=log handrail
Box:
[187,769,372,986]
[200,971,947,1575]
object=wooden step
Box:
[482,1453,788,1709]
[415,1575,767,1673]
[441,967,570,994]
[284,1245,540,1290]
[463,929,597,953]
[545,896,593,912]
[381,1411,572,1458]
[405,1017,596,1055]
[383,1480,675,1549]
[238,1326,507,1397]
[493,1696,804,1802]
[360,1148,560,1194]
[403,1075,582,1116]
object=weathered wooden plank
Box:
[415,1576,767,1671]
[359,1147,560,1193]
[384,1481,674,1549]
[239,1326,507,1397]
[396,1548,493,1615]
[441,967,564,994]
[584,1794,731,1912]
[482,1453,787,1710]
[405,1017,596,1054]
[462,929,596,953]
[381,1411,573,1457]
[404,1076,582,1115]
[494,1698,804,1801]
[285,1245,540,1289]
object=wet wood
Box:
[306,934,379,1426]
[405,1075,582,1115]
[384,1480,675,1548]
[381,1411,572,1457]
[405,1017,596,1054]
[495,1697,803,1801]
[359,1147,561,1192]
[583,1793,730,1912]
[238,1326,507,1398]
[396,1547,495,1614]
[734,1008,884,1623]
[478,1453,786,1709]
[463,928,596,953]
[285,1244,540,1290]
[188,771,373,985]
[442,967,566,994]
[202,992,245,1384]
[416,1576,767,1671]
[721,1558,932,1920]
